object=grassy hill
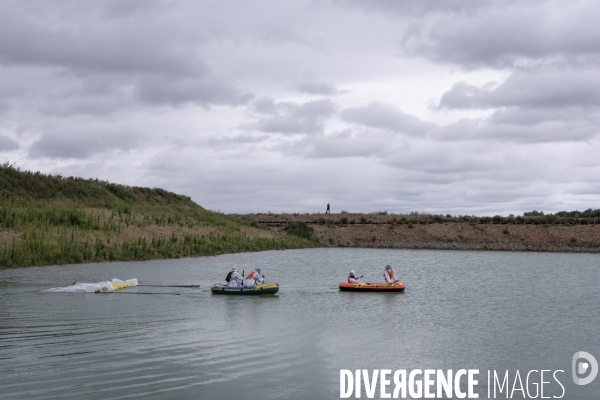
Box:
[0,163,318,268]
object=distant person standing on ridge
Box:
[326,203,330,214]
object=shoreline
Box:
[3,211,599,269]
[238,213,600,254]
[2,224,597,270]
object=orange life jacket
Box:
[348,276,357,283]
[385,269,394,279]
[246,270,256,280]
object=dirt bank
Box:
[238,213,600,253]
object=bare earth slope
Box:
[239,213,600,253]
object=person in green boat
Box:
[243,268,264,287]
[225,266,243,287]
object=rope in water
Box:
[108,292,182,295]
[137,284,200,288]
[279,285,337,289]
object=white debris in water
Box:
[44,279,137,293]
[125,278,138,286]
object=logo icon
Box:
[572,351,598,385]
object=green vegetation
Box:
[342,210,600,226]
[523,210,545,216]
[555,209,600,218]
[0,163,317,268]
[285,221,318,242]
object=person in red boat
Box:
[382,264,399,284]
[347,270,363,283]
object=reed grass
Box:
[0,163,317,268]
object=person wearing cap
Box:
[347,270,363,283]
[382,265,399,284]
[243,268,264,288]
[225,266,243,287]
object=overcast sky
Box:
[2,0,600,215]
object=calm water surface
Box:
[1,248,599,399]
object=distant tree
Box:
[523,210,544,216]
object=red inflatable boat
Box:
[339,281,406,292]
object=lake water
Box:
[1,248,599,399]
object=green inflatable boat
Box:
[211,282,279,295]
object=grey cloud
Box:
[0,135,19,151]
[439,70,600,109]
[437,82,495,110]
[103,0,169,18]
[231,134,271,144]
[489,107,600,126]
[200,134,271,148]
[332,0,499,16]
[400,2,600,68]
[383,141,502,175]
[135,74,253,107]
[38,96,135,117]
[243,97,336,135]
[434,68,600,142]
[281,129,392,159]
[255,25,308,47]
[0,1,254,113]
[338,101,599,144]
[296,82,346,96]
[0,1,204,75]
[340,102,433,136]
[441,116,600,143]
[0,66,137,116]
[29,130,140,159]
